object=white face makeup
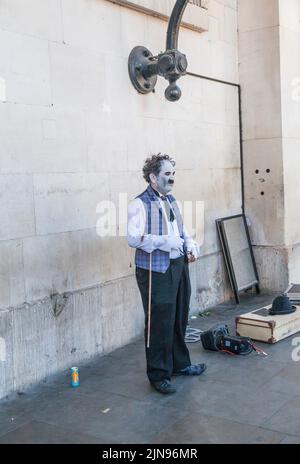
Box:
[150,160,176,195]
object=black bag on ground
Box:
[200,324,254,355]
[200,324,230,351]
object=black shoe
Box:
[151,379,176,394]
[174,363,207,376]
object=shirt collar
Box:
[150,186,166,199]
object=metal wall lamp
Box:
[128,0,189,102]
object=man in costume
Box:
[127,154,207,394]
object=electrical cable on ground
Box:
[185,326,203,343]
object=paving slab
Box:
[262,395,300,437]
[0,420,103,444]
[150,415,286,444]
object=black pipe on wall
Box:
[166,0,190,50]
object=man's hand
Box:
[187,243,200,263]
[187,251,197,263]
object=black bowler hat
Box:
[269,295,296,315]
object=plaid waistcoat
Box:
[135,185,184,273]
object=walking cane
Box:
[147,253,152,349]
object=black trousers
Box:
[135,256,191,383]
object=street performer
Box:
[127,154,207,394]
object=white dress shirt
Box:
[127,194,200,259]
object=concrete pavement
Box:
[1,294,300,444]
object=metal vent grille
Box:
[189,0,204,7]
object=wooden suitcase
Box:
[236,305,300,344]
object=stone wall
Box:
[0,0,240,398]
[238,0,300,291]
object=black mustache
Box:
[168,180,174,184]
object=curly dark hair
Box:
[142,153,176,184]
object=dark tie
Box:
[161,196,175,222]
[151,187,175,222]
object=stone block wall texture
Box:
[238,0,300,292]
[0,0,240,397]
